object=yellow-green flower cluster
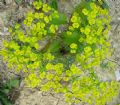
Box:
[46,63,64,75]
[67,2,112,70]
[43,52,55,61]
[42,3,52,12]
[66,64,82,77]
[64,78,120,105]
[38,62,65,92]
[49,24,58,33]
[23,1,59,39]
[0,1,61,77]
[70,43,77,53]
[66,12,80,37]
[70,12,81,29]
[33,1,42,10]
[25,73,41,88]
[23,11,34,27]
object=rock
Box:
[5,0,13,5]
[58,0,73,15]
[115,70,120,81]
[0,32,4,36]
[118,17,120,20]
[70,0,81,8]
[0,1,4,7]
[24,0,34,5]
[0,17,4,30]
[4,27,8,32]
[0,6,16,27]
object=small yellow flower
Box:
[43,30,47,35]
[88,18,95,25]
[27,73,36,80]
[82,8,88,15]
[69,26,74,31]
[96,19,102,26]
[66,70,72,77]
[46,53,55,61]
[63,77,69,81]
[33,1,38,7]
[27,11,33,17]
[8,27,12,33]
[40,72,46,79]
[49,15,52,21]
[103,9,108,15]
[33,1,42,10]
[42,3,51,12]
[90,3,97,10]
[46,74,54,80]
[79,37,84,42]
[89,11,96,18]
[3,40,9,47]
[46,63,53,70]
[84,26,90,35]
[72,23,79,28]
[23,69,28,73]
[98,0,103,4]
[40,22,45,28]
[52,11,59,18]
[103,29,109,35]
[71,15,78,23]
[96,26,103,35]
[54,76,60,81]
[34,43,39,49]
[86,36,94,44]
[67,31,72,35]
[28,18,33,23]
[70,43,77,49]
[44,16,49,23]
[80,27,84,33]
[39,13,44,18]
[36,22,40,28]
[47,6,52,11]
[49,25,58,33]
[15,24,20,29]
[84,46,92,53]
[34,13,39,19]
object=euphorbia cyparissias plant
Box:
[1,0,120,105]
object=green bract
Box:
[0,0,119,105]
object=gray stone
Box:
[3,27,8,32]
[5,0,13,5]
[0,17,4,30]
[115,70,120,81]
[0,32,4,35]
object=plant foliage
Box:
[0,79,19,105]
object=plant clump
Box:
[0,0,120,105]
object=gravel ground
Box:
[0,0,120,105]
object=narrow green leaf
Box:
[15,0,22,4]
[0,91,13,105]
[51,14,67,25]
[3,89,10,94]
[63,31,80,45]
[48,39,61,52]
[6,79,19,89]
[50,0,58,10]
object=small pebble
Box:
[115,70,120,81]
